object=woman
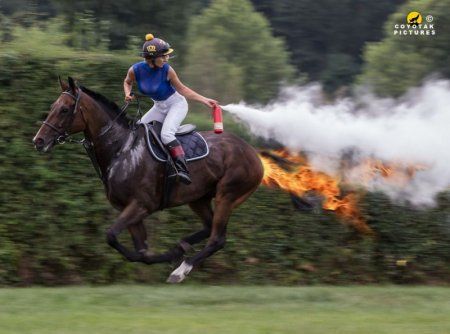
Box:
[124,33,218,185]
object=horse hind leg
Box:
[167,182,260,283]
[140,196,214,265]
[167,198,231,283]
[168,196,214,257]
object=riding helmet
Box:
[141,33,174,58]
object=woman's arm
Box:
[168,67,218,108]
[123,67,136,101]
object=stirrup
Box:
[167,167,192,185]
[176,171,192,185]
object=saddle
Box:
[142,121,209,162]
[141,121,209,210]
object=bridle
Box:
[41,90,82,144]
[39,89,135,185]
[41,89,108,183]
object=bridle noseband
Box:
[42,91,82,144]
[39,88,138,185]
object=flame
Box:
[258,150,427,234]
[259,150,371,233]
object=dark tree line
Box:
[1,0,406,91]
[251,0,406,91]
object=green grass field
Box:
[0,285,449,334]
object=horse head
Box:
[33,76,87,152]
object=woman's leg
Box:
[160,94,191,184]
[160,94,188,145]
[139,103,167,124]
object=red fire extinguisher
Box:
[212,105,223,134]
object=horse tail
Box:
[257,150,322,213]
[257,150,296,171]
[257,149,373,234]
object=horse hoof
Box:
[167,261,193,284]
[166,274,184,284]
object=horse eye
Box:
[60,107,69,114]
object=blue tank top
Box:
[132,62,176,101]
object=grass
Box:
[0,285,449,334]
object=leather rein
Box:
[41,90,131,185]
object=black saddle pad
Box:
[142,123,209,162]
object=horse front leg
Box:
[106,201,148,262]
[131,196,214,265]
[155,197,213,262]
[126,217,183,264]
[127,225,194,265]
[127,221,149,253]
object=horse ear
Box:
[58,75,69,91]
[67,76,78,95]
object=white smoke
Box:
[222,80,450,205]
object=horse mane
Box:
[79,86,131,125]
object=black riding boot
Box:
[166,139,192,185]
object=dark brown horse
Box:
[33,77,263,283]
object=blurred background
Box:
[0,0,449,287]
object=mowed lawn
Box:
[0,285,449,334]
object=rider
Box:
[123,33,218,185]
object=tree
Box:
[358,0,450,96]
[251,0,406,92]
[50,0,206,52]
[182,0,295,104]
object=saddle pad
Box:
[142,123,209,162]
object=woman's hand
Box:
[203,97,218,108]
[125,94,135,102]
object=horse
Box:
[32,77,264,283]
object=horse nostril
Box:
[33,137,45,150]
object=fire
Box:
[258,150,426,234]
[259,150,371,233]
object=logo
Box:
[393,11,436,36]
[146,45,156,52]
[407,11,422,25]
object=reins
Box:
[98,93,144,136]
[41,87,149,187]
[97,100,132,137]
[43,90,145,185]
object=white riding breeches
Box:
[139,91,188,145]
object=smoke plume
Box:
[222,80,450,205]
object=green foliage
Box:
[0,0,206,56]
[68,10,110,51]
[48,0,205,53]
[0,22,139,285]
[320,53,360,93]
[0,18,448,286]
[182,38,244,106]
[182,0,295,104]
[359,0,450,96]
[251,0,406,92]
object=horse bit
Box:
[40,90,138,184]
[42,90,137,145]
[41,91,83,144]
